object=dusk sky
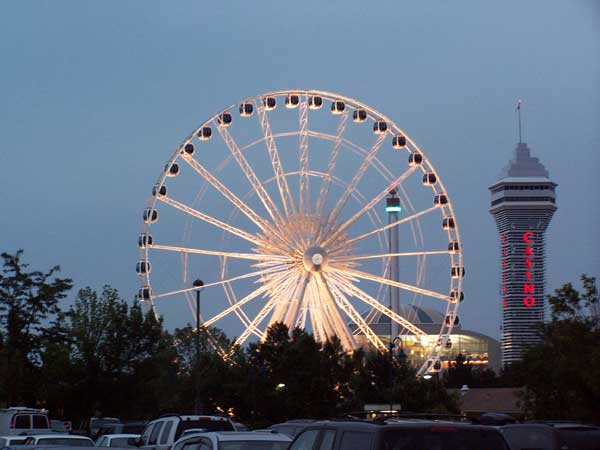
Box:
[1,0,598,341]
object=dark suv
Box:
[287,419,509,450]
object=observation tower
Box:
[489,107,557,367]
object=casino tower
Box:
[489,139,557,367]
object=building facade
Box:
[489,142,557,367]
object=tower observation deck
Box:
[489,142,557,367]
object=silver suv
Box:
[139,415,234,450]
[0,407,50,435]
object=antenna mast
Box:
[517,99,523,144]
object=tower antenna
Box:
[517,99,523,144]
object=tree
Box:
[517,274,600,421]
[0,250,73,405]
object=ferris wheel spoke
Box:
[322,133,387,238]
[158,196,268,249]
[214,120,285,226]
[181,155,272,233]
[331,266,450,302]
[343,206,438,248]
[330,274,427,337]
[255,101,297,218]
[315,113,348,239]
[150,243,292,263]
[330,250,451,263]
[323,166,417,246]
[230,272,300,349]
[203,270,288,327]
[324,275,387,351]
[153,265,287,300]
[298,97,310,216]
[222,282,263,339]
[314,272,357,349]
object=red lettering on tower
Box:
[523,296,535,307]
[523,231,535,307]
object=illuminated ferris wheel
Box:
[137,89,463,376]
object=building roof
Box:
[448,387,522,414]
[498,143,550,180]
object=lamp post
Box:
[193,278,204,414]
[389,336,407,415]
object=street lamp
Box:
[193,278,204,414]
[389,336,407,415]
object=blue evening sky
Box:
[1,0,598,340]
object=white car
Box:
[23,434,94,447]
[95,434,140,448]
[172,432,291,450]
[0,435,28,447]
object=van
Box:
[0,407,50,435]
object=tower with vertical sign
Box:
[489,138,557,367]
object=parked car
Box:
[95,434,140,448]
[22,434,94,447]
[287,419,509,450]
[96,423,147,440]
[0,408,50,436]
[0,435,27,447]
[50,420,70,433]
[267,420,317,438]
[501,423,600,450]
[172,431,291,450]
[138,415,234,450]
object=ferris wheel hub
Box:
[303,246,328,272]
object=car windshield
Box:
[110,437,137,447]
[176,419,234,440]
[382,429,508,450]
[219,441,290,450]
[39,438,94,447]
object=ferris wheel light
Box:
[385,206,402,213]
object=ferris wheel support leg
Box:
[315,272,357,350]
[283,273,309,329]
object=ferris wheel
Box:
[137,89,463,376]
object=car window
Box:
[32,415,49,429]
[319,430,336,450]
[14,415,31,429]
[290,430,320,450]
[160,421,174,445]
[501,427,555,450]
[150,422,165,445]
[141,423,155,445]
[97,437,107,447]
[339,432,372,450]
